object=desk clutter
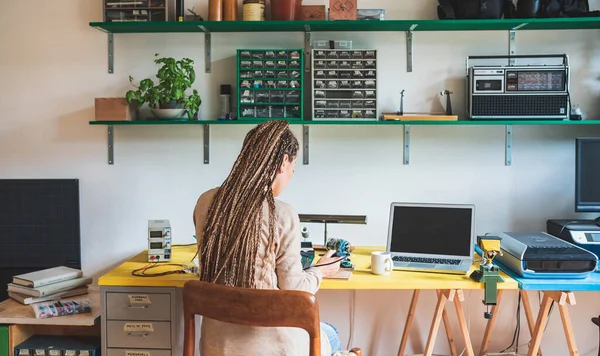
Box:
[6,266,93,319]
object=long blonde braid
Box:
[199,120,299,288]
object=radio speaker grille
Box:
[472,95,568,117]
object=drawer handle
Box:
[127,304,149,309]
[127,332,149,337]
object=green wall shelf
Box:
[89,17,600,73]
[89,119,600,167]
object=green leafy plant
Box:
[126,53,202,119]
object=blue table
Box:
[476,249,600,356]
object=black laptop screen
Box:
[389,205,473,257]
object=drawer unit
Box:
[107,349,171,356]
[106,321,171,349]
[106,292,171,321]
[101,287,177,356]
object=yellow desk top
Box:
[98,245,518,290]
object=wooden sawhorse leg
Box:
[528,291,578,356]
[479,290,542,356]
[398,289,473,356]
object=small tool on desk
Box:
[469,235,504,319]
[398,90,405,115]
[326,238,354,268]
[300,226,316,269]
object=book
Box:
[7,277,92,297]
[12,266,83,288]
[8,286,89,305]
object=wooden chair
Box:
[183,279,362,356]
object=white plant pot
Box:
[151,108,187,120]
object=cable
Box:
[347,290,355,350]
[303,257,346,270]
[131,260,198,277]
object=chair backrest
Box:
[183,279,322,356]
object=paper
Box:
[129,294,151,304]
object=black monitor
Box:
[575,138,600,219]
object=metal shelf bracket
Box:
[108,33,114,74]
[304,25,311,73]
[403,124,411,164]
[505,125,513,166]
[204,124,210,164]
[199,25,211,73]
[406,24,418,72]
[303,125,309,165]
[108,125,114,165]
[508,24,525,65]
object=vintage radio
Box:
[467,54,570,120]
[148,219,172,262]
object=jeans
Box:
[321,322,342,353]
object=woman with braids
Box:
[193,120,343,356]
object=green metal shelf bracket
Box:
[403,124,411,164]
[304,25,311,73]
[303,125,309,165]
[406,24,417,72]
[199,25,211,73]
[505,125,512,166]
[204,124,210,164]
[108,125,114,164]
[108,33,114,74]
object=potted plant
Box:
[125,53,202,120]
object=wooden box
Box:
[328,0,356,20]
[94,98,135,121]
[300,5,326,20]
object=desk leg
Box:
[479,289,504,356]
[423,290,450,356]
[528,291,578,356]
[398,290,457,356]
[520,290,542,356]
[439,290,459,356]
[398,290,420,356]
[454,290,475,356]
[424,290,474,356]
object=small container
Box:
[243,0,265,20]
[219,85,232,119]
[271,0,296,20]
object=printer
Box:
[491,231,598,279]
[547,219,600,264]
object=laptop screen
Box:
[388,204,474,257]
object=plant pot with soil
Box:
[125,54,202,120]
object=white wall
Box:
[2,0,600,355]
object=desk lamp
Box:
[470,235,504,319]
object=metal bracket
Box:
[403,125,411,165]
[199,26,211,73]
[508,30,516,66]
[505,125,512,166]
[303,125,309,165]
[304,25,311,73]
[108,33,114,74]
[108,125,114,165]
[406,24,417,72]
[204,124,210,164]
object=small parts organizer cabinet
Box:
[101,286,177,356]
[237,49,304,120]
[312,49,377,120]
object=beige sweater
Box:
[193,187,332,356]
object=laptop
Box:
[385,202,476,275]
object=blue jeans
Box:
[321,322,342,353]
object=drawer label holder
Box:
[126,352,151,356]
[128,294,151,304]
[124,322,154,333]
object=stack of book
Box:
[7,266,92,305]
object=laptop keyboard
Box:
[392,256,461,265]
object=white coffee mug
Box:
[371,251,392,275]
